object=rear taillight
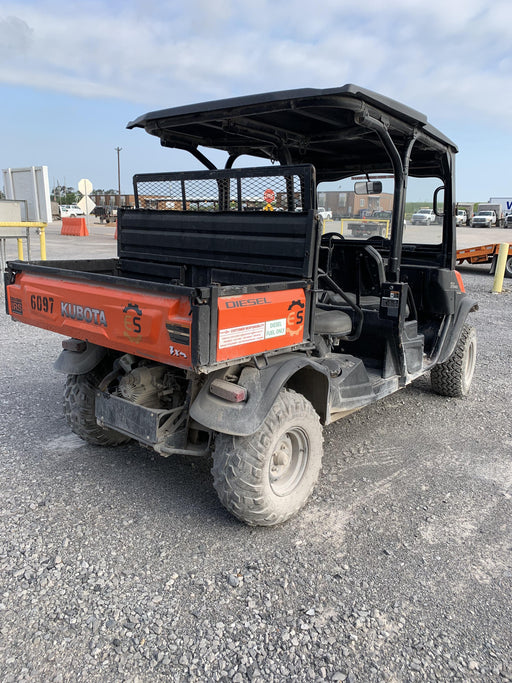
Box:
[62,338,87,352]
[210,378,247,403]
[454,271,465,293]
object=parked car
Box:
[505,213,512,228]
[411,208,435,225]
[59,204,85,218]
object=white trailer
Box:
[489,197,512,217]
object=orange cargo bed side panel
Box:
[216,288,307,362]
[6,273,193,369]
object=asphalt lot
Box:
[2,218,511,264]
[0,222,511,681]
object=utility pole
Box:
[115,147,122,206]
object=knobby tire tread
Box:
[211,389,323,526]
[430,324,476,398]
[64,371,131,447]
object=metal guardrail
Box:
[0,222,47,271]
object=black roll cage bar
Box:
[127,85,457,277]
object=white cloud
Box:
[0,0,511,126]
[0,15,33,54]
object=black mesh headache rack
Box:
[132,164,314,212]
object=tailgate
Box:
[6,271,195,369]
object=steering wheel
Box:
[321,232,345,245]
[367,235,391,248]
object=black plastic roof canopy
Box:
[127,84,457,183]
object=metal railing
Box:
[321,218,390,238]
[0,222,47,271]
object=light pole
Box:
[115,146,122,207]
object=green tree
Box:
[51,186,78,204]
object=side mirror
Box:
[433,185,445,217]
[354,180,382,195]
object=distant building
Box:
[92,193,135,208]
[317,190,394,218]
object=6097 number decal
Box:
[31,294,54,314]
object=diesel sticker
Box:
[219,318,288,349]
[219,322,265,349]
[265,318,286,338]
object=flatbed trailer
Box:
[456,243,512,278]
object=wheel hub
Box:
[271,438,292,472]
[269,428,309,497]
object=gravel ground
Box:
[0,261,511,682]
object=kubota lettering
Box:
[61,302,107,327]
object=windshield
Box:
[317,175,395,241]
[317,173,443,245]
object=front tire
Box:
[431,324,476,398]
[64,370,131,446]
[211,389,323,526]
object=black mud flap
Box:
[436,295,479,365]
[54,342,107,375]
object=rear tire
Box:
[64,370,131,446]
[211,389,323,526]
[431,324,476,398]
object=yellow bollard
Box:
[39,225,47,260]
[17,238,24,260]
[492,243,510,293]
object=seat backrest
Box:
[318,240,386,297]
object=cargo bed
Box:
[5,167,320,373]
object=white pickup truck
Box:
[317,207,332,220]
[59,204,85,218]
[411,208,435,225]
[471,210,496,228]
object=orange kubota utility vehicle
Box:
[4,85,478,525]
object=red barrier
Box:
[61,218,89,236]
